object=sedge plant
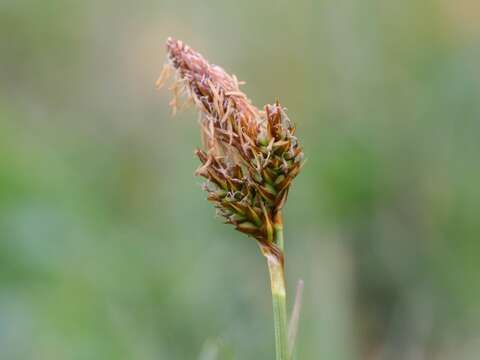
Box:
[157,38,304,360]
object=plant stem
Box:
[267,255,288,360]
[288,279,304,359]
[267,212,288,360]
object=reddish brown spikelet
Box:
[158,37,304,258]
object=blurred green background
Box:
[1,0,479,359]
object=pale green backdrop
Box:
[1,0,479,359]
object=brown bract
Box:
[157,37,304,261]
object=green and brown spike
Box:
[157,37,304,263]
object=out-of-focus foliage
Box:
[1,0,479,359]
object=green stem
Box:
[267,254,288,360]
[267,211,288,360]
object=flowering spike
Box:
[158,38,304,258]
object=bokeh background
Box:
[1,0,480,359]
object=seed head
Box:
[157,37,304,259]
